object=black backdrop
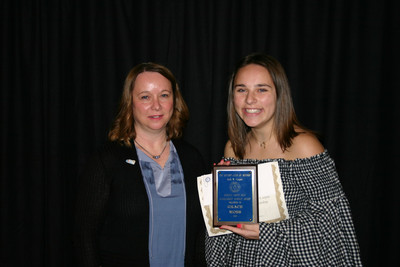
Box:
[1,0,399,266]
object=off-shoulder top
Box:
[205,150,362,266]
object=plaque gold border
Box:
[212,165,259,226]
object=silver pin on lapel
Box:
[125,159,136,165]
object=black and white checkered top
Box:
[205,150,362,266]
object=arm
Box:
[256,152,362,266]
[74,152,110,267]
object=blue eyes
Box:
[139,94,171,101]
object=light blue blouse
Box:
[136,141,186,267]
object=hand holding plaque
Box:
[197,162,289,236]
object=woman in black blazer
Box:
[74,62,207,267]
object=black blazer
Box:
[74,139,207,266]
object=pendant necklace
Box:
[252,132,271,149]
[134,140,168,159]
[260,141,266,149]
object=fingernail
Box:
[236,224,242,228]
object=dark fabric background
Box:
[1,0,399,266]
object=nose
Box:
[151,97,161,110]
[245,91,256,105]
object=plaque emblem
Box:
[229,181,241,193]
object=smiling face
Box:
[132,71,174,135]
[233,64,277,130]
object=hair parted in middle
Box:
[108,62,189,147]
[227,53,304,159]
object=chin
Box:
[148,124,168,131]
[242,119,262,127]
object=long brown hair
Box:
[108,62,189,147]
[227,53,303,159]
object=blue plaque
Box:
[213,165,258,226]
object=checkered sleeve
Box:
[205,151,362,266]
[257,152,362,266]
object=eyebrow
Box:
[234,83,273,88]
[137,89,172,94]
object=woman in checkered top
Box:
[205,53,362,266]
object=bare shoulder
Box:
[288,131,325,159]
[224,140,236,158]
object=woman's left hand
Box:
[219,223,259,239]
